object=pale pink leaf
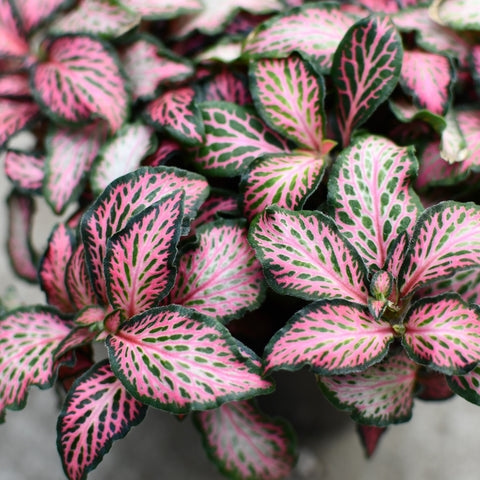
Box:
[4,150,44,193]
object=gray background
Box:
[1,135,480,480]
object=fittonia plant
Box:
[249,134,480,426]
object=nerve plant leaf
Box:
[265,300,394,375]
[0,0,30,59]
[104,190,185,318]
[200,68,251,106]
[242,3,357,73]
[240,152,327,221]
[4,150,44,194]
[121,35,193,102]
[440,110,468,164]
[249,55,327,151]
[249,206,369,304]
[399,202,480,296]
[39,224,76,314]
[164,219,265,324]
[49,0,140,38]
[0,99,40,148]
[402,295,480,375]
[119,0,203,20]
[7,191,38,283]
[331,15,403,146]
[144,87,205,146]
[90,122,156,196]
[448,365,480,406]
[0,73,30,96]
[0,306,71,418]
[106,305,273,414]
[44,122,108,214]
[194,399,297,480]
[328,135,422,271]
[57,360,147,480]
[193,102,289,177]
[399,49,454,116]
[431,0,480,30]
[31,35,129,132]
[81,167,209,303]
[13,0,73,33]
[317,351,417,426]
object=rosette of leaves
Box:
[0,166,302,480]
[249,134,480,437]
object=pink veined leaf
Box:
[0,306,72,418]
[402,294,480,374]
[448,365,480,405]
[0,73,30,96]
[242,3,358,73]
[54,325,97,360]
[169,0,283,38]
[317,350,417,426]
[328,134,422,270]
[193,399,297,480]
[440,110,468,164]
[90,122,156,196]
[119,0,203,19]
[250,55,326,151]
[39,224,76,314]
[106,305,273,414]
[416,139,468,189]
[7,191,38,283]
[384,231,409,279]
[142,138,182,167]
[399,49,454,116]
[4,150,44,193]
[193,101,290,177]
[164,219,265,324]
[121,35,193,102]
[81,166,209,303]
[144,86,205,146]
[392,7,470,65]
[332,15,403,146]
[74,306,106,329]
[456,109,480,171]
[249,206,369,304]
[356,424,388,458]
[31,35,129,132]
[0,0,30,60]
[0,98,40,148]
[201,68,252,106]
[13,0,73,32]
[399,202,480,296]
[388,98,447,133]
[104,190,184,318]
[49,0,140,38]
[354,0,399,12]
[264,299,394,375]
[57,360,147,480]
[44,121,108,214]
[432,0,480,30]
[240,151,327,221]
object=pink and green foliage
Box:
[39,224,76,314]
[0,99,40,148]
[242,3,357,73]
[328,135,422,270]
[331,15,403,146]
[0,306,72,419]
[4,150,44,193]
[200,68,252,106]
[399,49,454,116]
[57,360,147,480]
[31,35,129,132]
[0,73,30,96]
[0,0,30,60]
[318,351,417,426]
[193,101,289,176]
[7,191,38,283]
[194,399,297,480]
[449,366,480,406]
[120,0,202,20]
[106,305,273,413]
[13,0,73,32]
[144,87,205,146]
[104,191,185,318]
[120,35,193,102]
[164,219,265,323]
[90,122,156,196]
[432,0,480,30]
[81,167,209,303]
[44,121,108,214]
[49,0,140,38]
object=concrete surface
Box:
[1,137,480,480]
